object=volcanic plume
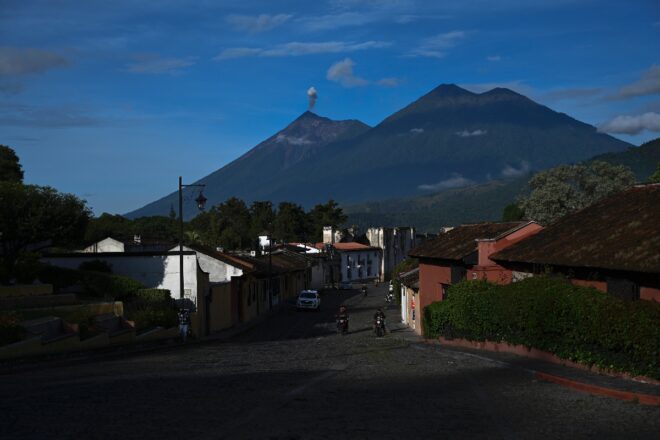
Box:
[307,86,317,110]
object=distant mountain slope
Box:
[255,84,630,206]
[589,137,660,181]
[126,112,370,219]
[127,84,631,218]
[344,176,530,232]
[345,138,660,233]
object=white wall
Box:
[42,253,200,302]
[82,237,124,253]
[173,246,243,283]
[340,250,381,282]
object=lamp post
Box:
[178,176,207,301]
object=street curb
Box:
[533,371,660,406]
[425,338,660,407]
[437,336,659,385]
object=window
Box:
[441,283,450,301]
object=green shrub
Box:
[0,311,24,346]
[37,263,144,299]
[424,277,660,379]
[126,308,178,333]
[79,271,144,299]
[78,260,112,273]
[123,289,176,332]
[37,264,82,289]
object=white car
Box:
[296,290,321,311]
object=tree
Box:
[502,203,525,221]
[273,201,308,243]
[649,163,660,183]
[0,145,23,183]
[132,216,179,242]
[0,182,91,282]
[84,213,132,243]
[307,199,347,241]
[248,201,275,240]
[519,161,635,225]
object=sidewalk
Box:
[389,321,660,406]
[0,301,289,374]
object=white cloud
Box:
[275,134,312,145]
[615,65,660,99]
[300,12,379,31]
[214,41,390,60]
[0,102,99,128]
[456,129,487,137]
[227,14,292,33]
[418,173,475,191]
[377,77,399,87]
[214,48,263,60]
[0,47,68,75]
[597,112,660,135]
[327,58,369,87]
[487,55,501,62]
[409,30,465,58]
[0,80,24,95]
[410,128,424,134]
[125,54,195,75]
[501,161,531,178]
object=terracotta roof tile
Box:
[491,184,660,274]
[409,222,527,261]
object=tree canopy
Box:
[649,163,660,184]
[0,182,91,282]
[0,145,24,183]
[519,161,636,225]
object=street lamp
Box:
[178,176,206,301]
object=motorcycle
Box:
[385,292,394,303]
[374,316,385,337]
[361,286,367,297]
[336,315,349,335]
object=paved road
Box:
[1,284,658,439]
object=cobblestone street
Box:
[1,284,658,440]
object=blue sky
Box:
[1,0,659,215]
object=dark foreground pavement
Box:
[1,284,658,439]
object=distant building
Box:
[366,227,417,281]
[320,226,382,284]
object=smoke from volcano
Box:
[307,86,317,110]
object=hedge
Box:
[37,263,144,299]
[424,277,660,379]
[0,311,24,346]
[123,289,177,332]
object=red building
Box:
[492,184,660,302]
[408,221,542,334]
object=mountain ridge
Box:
[126,84,631,219]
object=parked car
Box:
[339,282,352,290]
[296,290,321,311]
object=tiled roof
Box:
[314,242,380,252]
[491,184,660,274]
[399,267,419,284]
[184,244,255,272]
[409,222,527,261]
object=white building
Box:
[366,227,417,281]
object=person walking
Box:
[178,308,191,343]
